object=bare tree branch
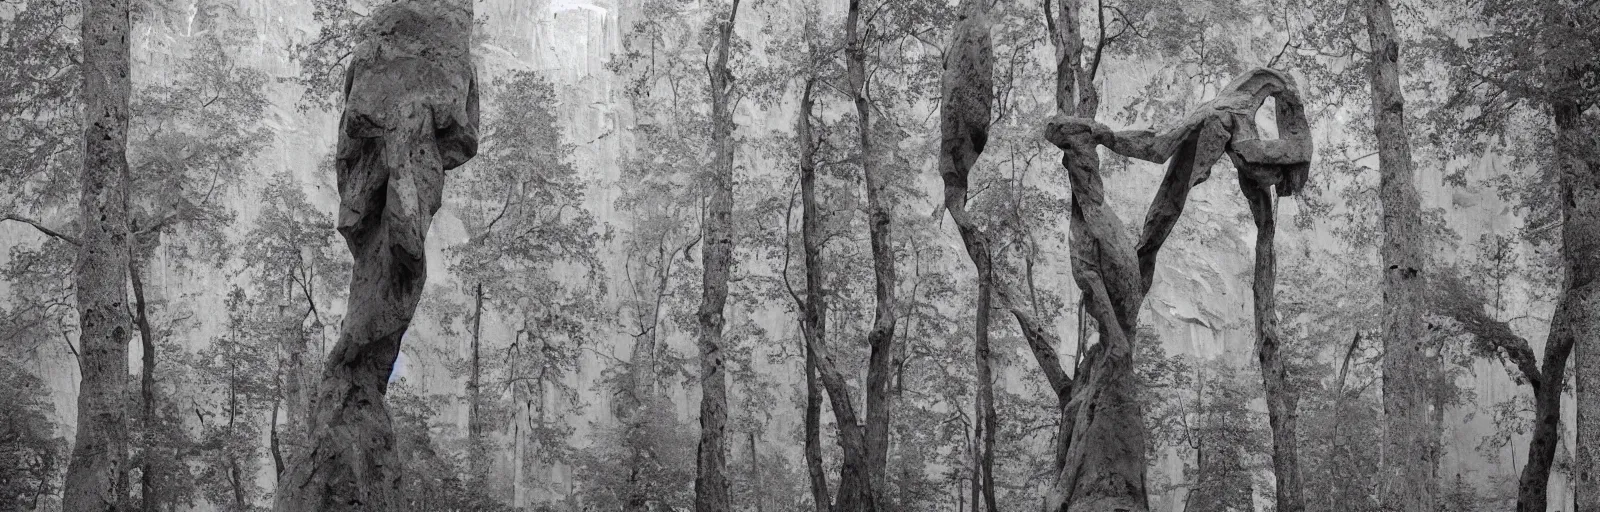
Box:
[2,214,79,245]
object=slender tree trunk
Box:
[804,0,900,508]
[129,257,157,512]
[63,0,133,508]
[467,282,486,482]
[1240,163,1303,511]
[797,76,831,512]
[1556,80,1599,510]
[749,431,762,512]
[280,282,311,474]
[1048,0,1097,117]
[274,2,478,509]
[1363,1,1435,509]
[846,0,900,506]
[810,337,874,511]
[1516,337,1570,512]
[228,382,245,509]
[695,2,739,510]
[271,387,284,477]
[1032,0,1098,490]
[939,1,996,508]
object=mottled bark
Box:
[1362,1,1435,509]
[280,288,313,473]
[1045,0,1096,117]
[62,0,133,509]
[1034,0,1096,493]
[797,76,831,512]
[274,290,309,479]
[938,1,997,509]
[850,0,898,500]
[273,1,478,510]
[1041,69,1310,512]
[695,2,739,510]
[806,0,899,509]
[1558,82,1599,512]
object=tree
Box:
[791,29,831,512]
[185,288,280,511]
[1361,0,1435,508]
[0,358,68,511]
[444,68,604,508]
[1432,270,1571,511]
[695,1,741,509]
[1422,0,1598,507]
[234,168,349,484]
[61,0,134,509]
[936,0,997,508]
[126,15,272,508]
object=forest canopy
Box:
[0,0,1594,511]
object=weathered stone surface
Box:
[273,1,478,510]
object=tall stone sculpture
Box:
[274,1,478,510]
[1040,68,1310,512]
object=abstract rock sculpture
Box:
[274,1,477,510]
[1040,68,1311,512]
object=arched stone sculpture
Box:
[1040,68,1311,512]
[274,1,478,510]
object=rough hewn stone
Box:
[273,1,478,510]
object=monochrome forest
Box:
[1,0,1597,510]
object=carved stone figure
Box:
[274,1,477,509]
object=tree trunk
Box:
[1042,68,1310,512]
[63,0,133,508]
[797,75,831,512]
[809,335,875,511]
[846,0,900,506]
[807,1,900,508]
[1516,344,1570,512]
[273,2,478,509]
[938,1,996,509]
[695,2,739,510]
[129,257,157,512]
[227,380,246,509]
[1035,0,1095,496]
[1556,76,1599,510]
[1049,0,1098,118]
[1239,157,1304,510]
[467,282,486,483]
[749,431,762,512]
[1363,0,1435,509]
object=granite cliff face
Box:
[2,0,1574,509]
